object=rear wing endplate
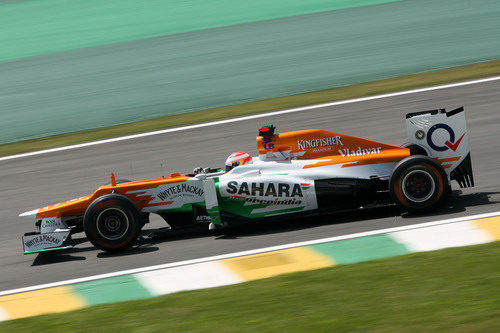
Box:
[406,106,474,188]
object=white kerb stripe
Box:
[1,76,499,162]
[390,221,493,252]
[135,261,243,296]
[0,307,9,322]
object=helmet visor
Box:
[225,160,243,172]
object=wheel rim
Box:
[401,169,435,203]
[96,207,130,241]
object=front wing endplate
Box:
[22,230,72,255]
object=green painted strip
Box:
[157,202,204,214]
[0,0,400,62]
[23,246,72,255]
[311,234,411,264]
[71,275,153,306]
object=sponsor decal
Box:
[226,181,304,198]
[236,197,303,206]
[262,136,275,149]
[427,123,465,152]
[311,146,333,153]
[40,217,66,233]
[42,219,59,227]
[338,147,382,157]
[415,130,425,140]
[297,136,343,151]
[157,183,203,201]
[196,215,212,223]
[23,233,66,250]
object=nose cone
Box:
[19,209,39,218]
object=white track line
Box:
[1,76,499,162]
[1,211,498,297]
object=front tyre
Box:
[389,156,449,213]
[83,194,141,252]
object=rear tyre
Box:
[389,156,449,213]
[83,194,141,252]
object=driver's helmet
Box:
[225,152,252,172]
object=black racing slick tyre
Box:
[83,194,141,253]
[389,155,449,214]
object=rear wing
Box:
[406,106,474,188]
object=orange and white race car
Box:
[20,107,473,254]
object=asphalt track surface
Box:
[1,80,499,291]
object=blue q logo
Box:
[426,123,465,152]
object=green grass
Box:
[0,0,398,62]
[2,242,499,332]
[1,59,499,158]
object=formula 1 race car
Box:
[20,107,473,254]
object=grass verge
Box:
[1,59,499,158]
[1,242,499,332]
